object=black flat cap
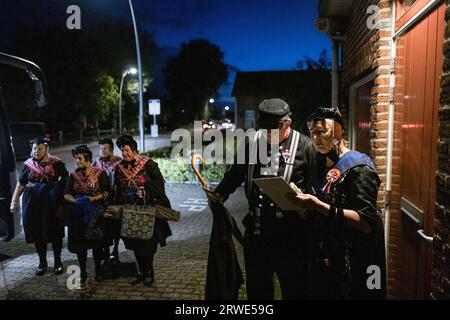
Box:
[308,107,344,128]
[257,98,291,129]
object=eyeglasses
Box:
[308,128,331,138]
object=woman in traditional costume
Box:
[292,108,386,299]
[10,138,68,276]
[114,135,172,286]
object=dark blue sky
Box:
[135,0,331,71]
[1,0,330,72]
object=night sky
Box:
[1,0,330,72]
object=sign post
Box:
[148,99,160,138]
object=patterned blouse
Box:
[20,156,68,186]
[65,167,110,199]
[94,155,122,187]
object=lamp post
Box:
[128,0,145,152]
[223,105,229,119]
[118,67,137,136]
[203,98,214,120]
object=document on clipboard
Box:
[252,176,303,211]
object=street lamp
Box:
[128,0,145,152]
[223,105,230,119]
[118,67,137,136]
[203,98,215,120]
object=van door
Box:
[0,88,21,242]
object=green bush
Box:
[146,145,173,158]
[152,157,229,183]
[145,145,231,183]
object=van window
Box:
[0,96,15,169]
[9,122,46,160]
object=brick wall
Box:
[340,0,378,137]
[339,0,402,298]
[431,0,450,300]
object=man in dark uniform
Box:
[206,98,316,300]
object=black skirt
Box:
[21,183,64,243]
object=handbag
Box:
[120,198,156,240]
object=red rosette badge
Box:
[322,168,341,194]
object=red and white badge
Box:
[282,148,292,163]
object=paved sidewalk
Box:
[0,184,248,300]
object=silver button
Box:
[270,203,275,207]
[259,195,263,199]
[274,165,279,170]
[258,204,263,208]
[274,172,278,176]
[279,146,283,150]
[275,211,284,218]
[276,152,281,157]
[274,158,279,163]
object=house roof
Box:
[231,70,330,98]
[318,0,354,17]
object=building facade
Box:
[232,70,331,131]
[318,0,449,299]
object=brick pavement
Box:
[0,183,248,300]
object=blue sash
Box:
[321,151,375,192]
[334,151,374,175]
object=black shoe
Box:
[54,263,64,275]
[143,273,154,287]
[109,253,120,264]
[35,263,48,276]
[129,273,144,285]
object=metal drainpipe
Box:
[384,0,397,282]
[332,40,339,108]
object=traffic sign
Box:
[149,99,161,115]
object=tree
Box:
[3,18,159,133]
[296,49,332,71]
[164,39,228,127]
[90,73,119,126]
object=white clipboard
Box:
[252,176,302,211]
